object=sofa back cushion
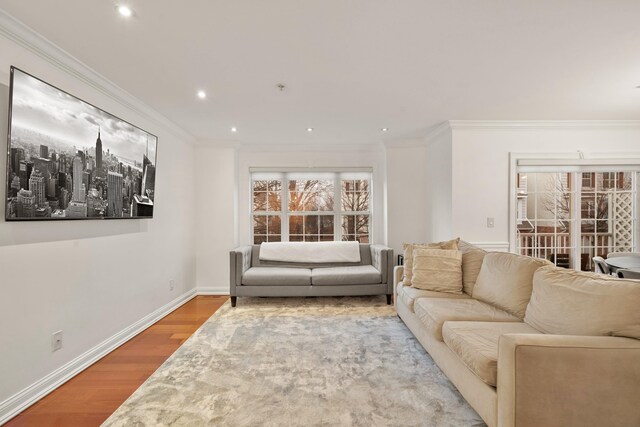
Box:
[459,241,487,295]
[524,266,640,339]
[402,238,460,285]
[472,252,550,318]
[411,248,463,294]
[251,244,372,268]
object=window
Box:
[252,180,282,243]
[251,172,371,243]
[341,180,370,242]
[582,172,595,189]
[515,169,639,271]
[602,172,624,190]
[289,179,335,242]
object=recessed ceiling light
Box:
[117,5,133,17]
[306,128,314,132]
[381,128,389,132]
[197,90,206,99]
[230,127,237,133]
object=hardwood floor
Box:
[5,295,228,427]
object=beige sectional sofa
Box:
[395,242,640,427]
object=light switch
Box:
[487,217,495,228]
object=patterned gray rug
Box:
[102,297,485,427]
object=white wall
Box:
[450,124,640,248]
[0,32,197,410]
[425,129,453,242]
[385,142,429,254]
[195,145,237,293]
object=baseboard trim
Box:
[197,286,230,295]
[0,288,197,426]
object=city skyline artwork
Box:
[5,67,158,220]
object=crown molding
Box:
[0,9,195,144]
[448,120,640,130]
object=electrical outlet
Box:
[52,331,63,352]
[487,217,495,228]
[169,279,175,291]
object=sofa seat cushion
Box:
[414,298,520,341]
[311,265,381,285]
[241,267,311,286]
[442,321,542,387]
[397,283,470,312]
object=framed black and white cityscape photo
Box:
[5,67,158,220]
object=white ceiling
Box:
[0,0,639,145]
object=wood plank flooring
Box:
[5,295,228,427]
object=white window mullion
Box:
[572,172,581,271]
[282,174,289,242]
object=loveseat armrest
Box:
[229,246,253,296]
[370,245,393,292]
[497,333,640,427]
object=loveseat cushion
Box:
[414,298,520,341]
[242,267,311,286]
[397,283,470,312]
[442,321,542,386]
[472,252,550,319]
[524,266,640,339]
[311,265,381,285]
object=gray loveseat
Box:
[229,244,393,307]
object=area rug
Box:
[102,297,485,427]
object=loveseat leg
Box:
[386,294,392,305]
[231,296,237,307]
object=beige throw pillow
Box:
[524,266,640,339]
[472,252,550,319]
[411,248,463,294]
[402,238,460,286]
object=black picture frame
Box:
[4,66,158,221]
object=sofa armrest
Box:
[370,245,394,292]
[229,246,253,296]
[393,265,404,295]
[497,333,640,427]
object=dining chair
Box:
[607,252,640,258]
[617,269,640,280]
[592,256,610,275]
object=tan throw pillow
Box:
[411,248,463,294]
[461,249,487,295]
[524,266,640,339]
[472,252,550,319]
[402,238,460,286]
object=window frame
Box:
[250,170,372,243]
